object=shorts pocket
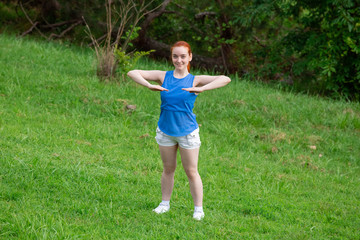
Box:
[155,127,162,141]
[186,129,201,147]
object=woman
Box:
[127,41,231,220]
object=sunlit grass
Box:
[0,34,359,239]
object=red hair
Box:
[171,41,192,72]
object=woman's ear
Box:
[189,53,193,62]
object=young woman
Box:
[127,41,231,220]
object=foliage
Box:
[0,2,18,21]
[115,47,155,78]
[84,0,159,81]
[115,25,155,79]
[1,0,359,99]
[146,0,360,100]
[236,0,360,100]
[148,0,231,57]
[121,25,141,48]
[280,0,360,100]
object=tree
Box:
[8,0,360,99]
[84,0,161,80]
[244,0,360,99]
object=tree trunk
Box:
[215,0,236,73]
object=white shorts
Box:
[155,127,201,149]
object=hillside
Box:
[0,34,359,239]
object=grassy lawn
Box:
[0,34,359,239]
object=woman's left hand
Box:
[182,87,204,94]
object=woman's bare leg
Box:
[179,147,203,206]
[159,145,178,201]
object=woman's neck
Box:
[173,69,189,78]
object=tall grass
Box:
[0,34,359,239]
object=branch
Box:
[114,0,136,48]
[195,11,217,19]
[88,33,107,47]
[173,3,185,10]
[137,0,180,45]
[253,35,266,48]
[20,21,39,37]
[47,20,83,40]
[40,19,80,29]
[18,1,47,38]
[83,16,101,59]
[147,1,168,16]
[134,36,226,73]
[141,0,171,31]
[121,0,166,52]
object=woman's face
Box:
[171,46,192,71]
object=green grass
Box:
[0,34,359,239]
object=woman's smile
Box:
[171,46,192,71]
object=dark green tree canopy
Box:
[2,0,359,100]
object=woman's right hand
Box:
[148,84,169,92]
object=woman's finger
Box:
[150,85,168,91]
[182,87,201,93]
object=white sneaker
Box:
[153,203,170,214]
[193,210,205,220]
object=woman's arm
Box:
[127,70,168,91]
[182,75,231,93]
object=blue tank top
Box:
[158,71,198,137]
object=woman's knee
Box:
[163,165,176,175]
[184,168,199,180]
